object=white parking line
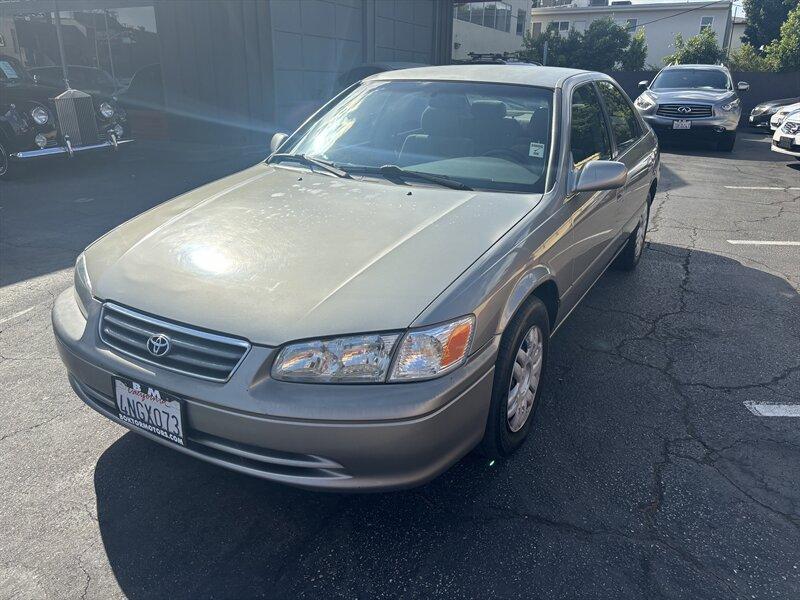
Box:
[724,186,800,191]
[0,305,36,325]
[726,240,800,246]
[744,402,800,417]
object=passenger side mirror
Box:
[737,81,750,91]
[571,160,628,194]
[638,80,649,91]
[270,132,289,154]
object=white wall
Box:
[530,3,732,67]
[452,0,531,59]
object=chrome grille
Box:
[54,89,99,146]
[782,121,800,135]
[99,303,250,382]
[656,104,713,119]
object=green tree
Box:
[519,19,648,71]
[621,30,647,71]
[764,3,800,71]
[577,18,631,71]
[663,29,725,65]
[742,0,799,50]
[727,43,776,70]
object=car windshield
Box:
[0,57,30,82]
[651,69,730,91]
[278,80,554,193]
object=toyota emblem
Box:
[677,106,692,114]
[147,334,171,357]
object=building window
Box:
[516,8,526,35]
[557,20,570,32]
[455,2,513,33]
[700,16,713,31]
[531,21,542,37]
[625,18,638,31]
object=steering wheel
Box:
[482,148,530,165]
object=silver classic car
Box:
[53,65,659,490]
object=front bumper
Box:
[771,133,800,157]
[749,113,774,128]
[642,112,739,134]
[12,138,133,160]
[52,289,497,491]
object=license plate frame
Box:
[672,120,691,130]
[113,377,186,446]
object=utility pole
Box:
[542,40,548,65]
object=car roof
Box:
[367,64,589,89]
[662,64,729,71]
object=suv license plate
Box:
[673,120,691,130]
[114,378,185,446]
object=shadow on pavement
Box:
[92,243,800,600]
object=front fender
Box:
[498,266,556,333]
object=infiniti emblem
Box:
[147,334,171,357]
[677,106,692,114]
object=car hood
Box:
[85,164,539,346]
[759,97,800,109]
[650,89,735,104]
[0,81,62,104]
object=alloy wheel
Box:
[506,324,543,432]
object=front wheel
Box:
[479,296,550,459]
[718,131,736,152]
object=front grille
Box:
[99,303,250,382]
[656,104,713,119]
[782,121,800,135]
[53,89,99,146]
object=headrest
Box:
[470,100,507,120]
[428,93,470,112]
[421,106,460,135]
[528,107,550,140]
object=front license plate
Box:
[673,120,691,130]
[777,137,793,149]
[113,378,185,446]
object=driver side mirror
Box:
[638,80,649,91]
[270,132,288,154]
[736,81,750,91]
[570,160,628,194]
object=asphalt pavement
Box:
[1,132,799,599]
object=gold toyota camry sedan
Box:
[53,65,659,490]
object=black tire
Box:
[479,296,550,459]
[718,131,736,152]
[0,141,11,180]
[614,202,649,271]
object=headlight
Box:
[99,102,115,118]
[634,94,655,111]
[389,316,474,381]
[30,106,49,125]
[74,253,93,318]
[720,99,740,112]
[271,315,475,383]
[272,333,400,383]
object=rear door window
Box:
[596,81,641,154]
[570,84,612,167]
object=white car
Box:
[770,102,800,130]
[772,109,800,159]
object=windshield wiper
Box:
[269,153,351,179]
[349,164,473,191]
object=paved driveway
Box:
[1,133,799,599]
